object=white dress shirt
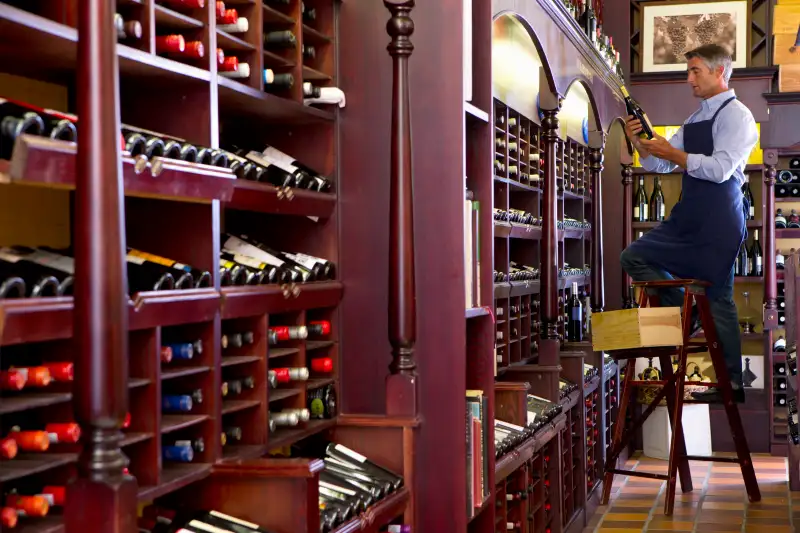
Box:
[639,89,758,187]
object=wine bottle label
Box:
[186,520,228,533]
[208,511,260,530]
[633,206,639,218]
[223,237,284,268]
[334,444,367,463]
[231,253,268,270]
[643,205,649,219]
[283,251,318,271]
[756,257,762,269]
[496,419,526,432]
[527,411,537,425]
[660,204,665,218]
[0,248,76,274]
[320,480,357,496]
[261,148,302,176]
[128,249,190,272]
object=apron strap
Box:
[710,97,736,122]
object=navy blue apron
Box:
[628,97,745,298]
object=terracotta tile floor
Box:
[583,453,796,532]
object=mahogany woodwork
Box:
[540,108,561,350]
[589,145,605,313]
[384,0,418,418]
[65,2,138,533]
[620,164,633,307]
[764,158,779,330]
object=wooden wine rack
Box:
[0,1,415,532]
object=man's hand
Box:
[639,134,688,168]
[624,116,644,147]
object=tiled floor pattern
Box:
[583,453,796,533]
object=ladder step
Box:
[684,455,741,463]
[608,468,669,481]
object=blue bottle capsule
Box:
[164,342,194,360]
[162,444,194,462]
[162,394,192,412]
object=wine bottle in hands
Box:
[620,86,654,140]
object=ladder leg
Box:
[658,353,692,494]
[695,293,761,503]
[664,346,690,516]
[601,361,635,505]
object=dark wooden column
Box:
[620,164,634,308]
[384,0,418,417]
[589,142,605,313]
[764,151,778,329]
[65,2,138,532]
[540,106,561,365]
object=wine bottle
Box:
[259,245,318,282]
[163,442,194,462]
[270,411,299,428]
[0,99,46,159]
[264,30,296,48]
[218,14,249,33]
[220,59,251,80]
[221,332,254,349]
[620,86,654,139]
[302,3,316,22]
[736,241,748,277]
[269,366,309,383]
[220,252,280,284]
[566,282,583,342]
[220,257,257,286]
[166,437,205,454]
[308,384,336,419]
[741,177,756,220]
[302,44,316,60]
[0,275,26,298]
[634,177,648,222]
[260,145,329,190]
[750,229,763,277]
[264,70,295,92]
[222,234,309,282]
[234,148,309,188]
[648,176,664,222]
[0,247,73,296]
[322,458,393,497]
[163,339,202,360]
[162,390,203,412]
[579,1,596,44]
[324,443,404,490]
[114,13,142,41]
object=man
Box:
[622,43,758,403]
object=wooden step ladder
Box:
[600,279,761,515]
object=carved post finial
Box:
[385,0,417,416]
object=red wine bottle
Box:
[239,148,311,188]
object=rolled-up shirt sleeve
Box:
[639,126,684,173]
[685,106,758,184]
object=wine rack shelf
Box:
[0,0,412,532]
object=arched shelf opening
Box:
[557,79,599,147]
[491,11,557,124]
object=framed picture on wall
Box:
[640,0,749,73]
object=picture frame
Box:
[640,0,750,73]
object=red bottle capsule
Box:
[156,35,186,55]
[11,366,52,387]
[40,486,66,507]
[5,495,49,517]
[161,345,174,363]
[220,8,238,24]
[45,423,81,444]
[184,41,205,59]
[123,412,132,429]
[216,48,225,65]
[42,362,73,382]
[311,357,333,374]
[309,320,331,336]
[0,370,26,391]
[12,431,50,452]
[220,56,239,72]
[1,507,17,528]
[215,0,226,18]
[0,437,18,459]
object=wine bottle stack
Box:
[215,0,258,86]
[584,386,601,492]
[494,436,558,533]
[153,0,210,68]
[136,442,404,533]
[603,356,618,463]
[493,106,543,189]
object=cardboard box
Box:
[774,33,800,65]
[591,307,684,352]
[779,64,800,92]
[773,6,800,34]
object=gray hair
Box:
[684,44,733,83]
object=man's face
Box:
[686,57,723,98]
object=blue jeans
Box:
[620,247,743,388]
